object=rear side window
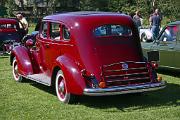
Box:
[62,25,70,40]
[94,24,132,37]
[0,24,16,29]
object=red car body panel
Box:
[55,55,86,94]
[11,46,33,75]
[0,18,18,24]
[10,12,166,97]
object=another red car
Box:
[0,18,22,53]
[10,12,166,104]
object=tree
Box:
[5,0,17,16]
[0,0,7,17]
[2,0,179,23]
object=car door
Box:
[48,22,62,70]
[36,21,52,74]
[174,40,180,69]
[172,25,180,69]
[39,21,62,75]
[155,25,177,68]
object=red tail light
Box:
[151,62,158,69]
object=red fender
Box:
[55,55,86,95]
[10,46,33,76]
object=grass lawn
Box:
[28,24,35,34]
[0,56,180,120]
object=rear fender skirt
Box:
[55,55,86,95]
[10,46,33,76]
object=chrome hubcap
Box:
[59,80,65,93]
[15,65,18,73]
[14,62,19,79]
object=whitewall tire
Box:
[55,70,75,104]
[12,58,23,82]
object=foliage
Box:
[0,6,7,17]
[5,0,17,16]
[1,0,180,24]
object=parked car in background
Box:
[10,12,166,104]
[141,21,180,70]
[0,18,23,54]
[140,28,153,42]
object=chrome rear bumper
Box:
[83,81,166,96]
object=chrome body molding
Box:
[103,61,146,67]
[83,81,166,96]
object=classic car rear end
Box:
[76,17,166,95]
[10,12,166,104]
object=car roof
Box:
[43,11,132,27]
[44,11,127,18]
[0,18,18,24]
[168,21,180,26]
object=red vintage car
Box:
[0,18,23,54]
[10,12,166,104]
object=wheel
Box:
[55,70,76,104]
[12,57,23,82]
[141,33,147,42]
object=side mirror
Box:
[25,39,34,47]
[147,51,159,62]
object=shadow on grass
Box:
[157,68,180,78]
[0,56,9,59]
[27,80,56,95]
[78,83,180,111]
[29,81,180,111]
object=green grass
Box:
[28,24,35,34]
[0,57,180,120]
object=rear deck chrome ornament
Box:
[122,63,128,70]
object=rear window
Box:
[0,24,17,29]
[94,24,132,37]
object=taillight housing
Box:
[151,62,158,69]
[81,69,99,88]
[146,62,159,82]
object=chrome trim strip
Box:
[104,72,148,78]
[105,67,147,72]
[106,77,150,83]
[103,61,146,67]
[83,81,166,96]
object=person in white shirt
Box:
[16,13,28,35]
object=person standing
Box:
[16,13,29,35]
[133,10,142,32]
[149,9,162,40]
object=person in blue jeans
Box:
[133,10,142,32]
[149,9,162,40]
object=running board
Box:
[26,73,51,86]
